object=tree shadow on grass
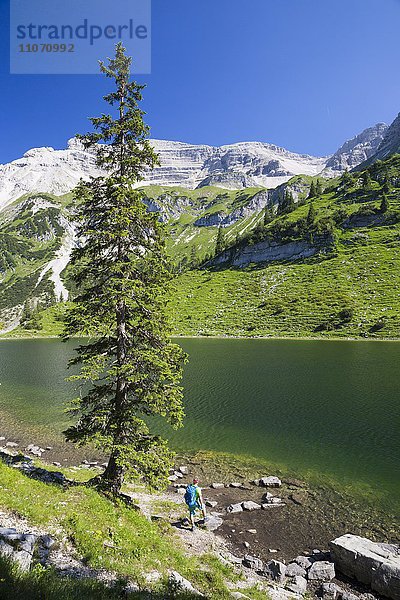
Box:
[0,556,203,600]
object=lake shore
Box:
[1,332,400,342]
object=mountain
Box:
[361,113,400,166]
[322,123,388,175]
[0,122,387,210]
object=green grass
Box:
[0,461,242,599]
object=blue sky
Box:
[1,0,400,163]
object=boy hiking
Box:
[184,478,207,531]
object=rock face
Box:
[0,121,389,209]
[330,534,400,600]
[323,123,388,175]
[213,238,317,267]
[368,113,400,163]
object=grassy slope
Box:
[170,164,400,339]
[3,157,400,339]
[0,461,244,599]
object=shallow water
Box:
[0,338,399,501]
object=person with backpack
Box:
[184,478,206,531]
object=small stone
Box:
[243,554,263,571]
[262,502,284,509]
[247,529,257,534]
[168,474,178,482]
[243,541,250,549]
[287,575,308,595]
[205,500,217,508]
[6,441,18,448]
[52,462,61,467]
[210,482,224,489]
[45,446,52,451]
[89,461,98,467]
[174,470,183,479]
[175,487,186,494]
[269,549,279,553]
[178,466,188,475]
[227,503,243,514]
[308,561,335,581]
[101,462,108,468]
[241,501,261,511]
[229,482,242,488]
[0,437,5,441]
[259,476,281,488]
[286,562,307,578]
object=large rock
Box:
[168,570,204,597]
[307,561,335,581]
[242,501,262,511]
[264,559,287,583]
[287,575,308,595]
[286,562,307,578]
[227,503,243,514]
[330,535,400,600]
[243,554,263,571]
[259,476,282,488]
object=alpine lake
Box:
[0,337,399,514]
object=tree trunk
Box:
[101,450,125,495]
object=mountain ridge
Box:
[0,121,388,210]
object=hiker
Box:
[184,478,207,531]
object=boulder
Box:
[242,554,263,571]
[204,515,223,531]
[13,550,32,572]
[168,570,204,597]
[211,482,225,489]
[286,562,307,578]
[295,555,313,570]
[227,503,243,514]
[287,575,308,595]
[0,540,14,557]
[259,476,282,488]
[308,561,335,581]
[241,501,261,511]
[6,441,18,448]
[264,559,287,583]
[178,466,188,475]
[321,582,343,598]
[330,534,400,600]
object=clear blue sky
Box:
[1,0,400,163]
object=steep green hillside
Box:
[170,156,400,339]
[1,156,400,339]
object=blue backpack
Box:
[184,484,197,507]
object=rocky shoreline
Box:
[1,444,399,599]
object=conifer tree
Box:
[215,226,225,255]
[62,43,186,495]
[190,245,198,267]
[307,180,316,199]
[362,170,373,190]
[315,179,323,196]
[263,206,272,226]
[306,202,316,226]
[380,193,389,213]
[284,190,295,212]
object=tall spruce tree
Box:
[315,179,323,196]
[215,226,225,255]
[306,202,316,226]
[62,43,186,495]
[307,180,316,199]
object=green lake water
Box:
[0,338,399,504]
